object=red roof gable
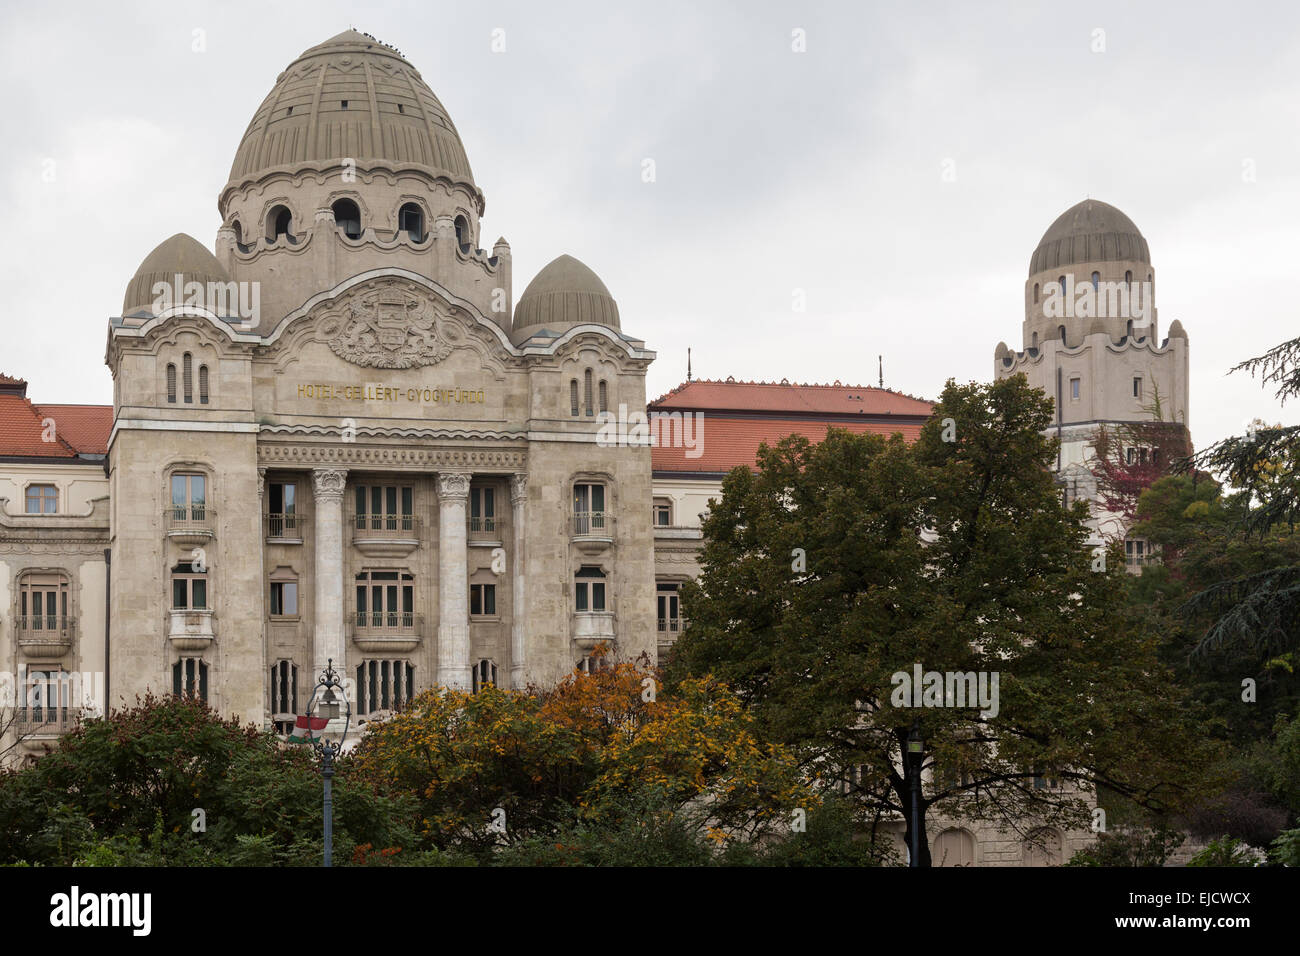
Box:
[0,388,112,459]
[0,395,78,458]
[651,379,933,417]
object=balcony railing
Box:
[572,511,613,536]
[656,617,684,634]
[353,611,422,633]
[16,615,76,637]
[14,705,75,737]
[351,513,419,536]
[164,506,216,540]
[265,512,304,539]
[468,514,499,539]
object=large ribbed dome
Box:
[225,30,475,195]
[122,234,231,316]
[512,255,621,337]
[1029,199,1149,275]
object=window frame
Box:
[24,483,58,515]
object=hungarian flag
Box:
[288,715,328,743]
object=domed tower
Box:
[215,29,511,334]
[994,200,1190,543]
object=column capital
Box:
[509,473,528,504]
[312,468,348,501]
[436,472,471,501]
[257,466,267,500]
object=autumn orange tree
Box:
[351,655,810,854]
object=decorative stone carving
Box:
[436,472,471,500]
[510,473,528,504]
[320,280,454,369]
[259,444,526,471]
[312,468,348,501]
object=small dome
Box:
[122,234,231,316]
[1030,200,1149,275]
[1167,319,1188,339]
[225,30,476,200]
[512,254,621,337]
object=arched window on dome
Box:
[198,365,209,405]
[1057,275,1066,296]
[1125,270,1132,285]
[1058,325,1067,347]
[1091,271,1100,290]
[569,379,579,417]
[598,380,608,414]
[1126,319,1134,340]
[399,204,425,242]
[583,369,594,417]
[1033,283,1039,304]
[183,353,193,404]
[267,205,293,242]
[454,215,472,254]
[332,199,361,240]
[166,364,177,404]
[1031,332,1038,349]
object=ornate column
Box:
[436,473,472,690]
[312,468,348,674]
[509,474,528,689]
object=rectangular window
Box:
[354,484,414,532]
[268,482,298,536]
[470,486,496,533]
[653,499,672,526]
[470,583,496,617]
[1125,539,1147,567]
[354,660,414,715]
[171,473,207,520]
[25,485,57,514]
[270,580,298,616]
[575,567,607,612]
[472,660,498,694]
[173,658,209,701]
[1069,377,1080,401]
[1133,376,1143,399]
[656,583,681,632]
[355,571,415,628]
[574,483,607,534]
[270,660,297,735]
[172,563,208,609]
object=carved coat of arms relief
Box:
[320,280,455,369]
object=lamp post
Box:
[304,658,350,867]
[907,721,924,869]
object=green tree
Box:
[669,375,1219,865]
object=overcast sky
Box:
[1,0,1295,451]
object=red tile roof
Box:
[648,379,933,474]
[651,379,933,417]
[0,392,112,459]
[651,415,924,473]
[35,404,113,456]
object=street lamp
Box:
[907,722,925,868]
[304,658,351,867]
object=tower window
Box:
[332,199,362,240]
[341,100,349,109]
[198,365,209,404]
[1069,376,1080,401]
[454,215,472,253]
[1057,275,1066,295]
[183,352,193,404]
[570,379,579,417]
[166,363,177,403]
[399,203,424,242]
[286,106,294,116]
[1033,283,1039,303]
[1133,376,1143,399]
[1091,271,1100,290]
[1125,270,1132,284]
[397,103,405,114]
[1058,325,1067,346]
[583,369,594,417]
[598,380,608,413]
[267,205,292,241]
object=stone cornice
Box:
[258,443,527,471]
[260,423,525,441]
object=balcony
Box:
[165,506,216,546]
[656,617,685,636]
[467,514,502,546]
[14,706,75,752]
[350,611,423,654]
[14,615,76,656]
[572,610,616,650]
[168,608,215,650]
[351,512,420,557]
[572,511,614,554]
[265,512,305,543]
